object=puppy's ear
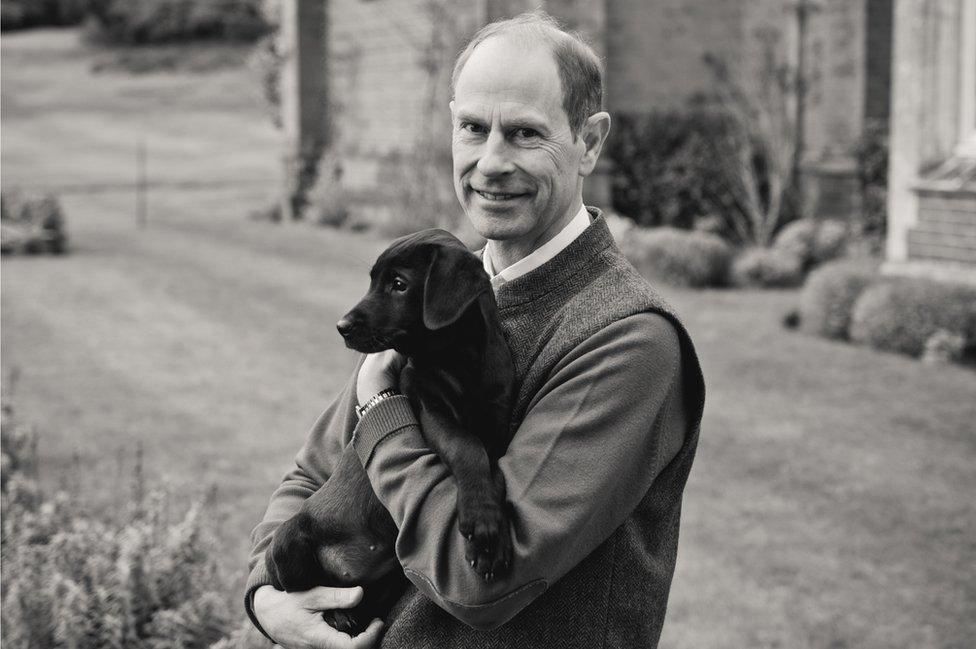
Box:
[423,245,487,330]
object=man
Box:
[246,11,704,649]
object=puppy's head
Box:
[337,229,489,354]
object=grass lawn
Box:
[3,29,976,648]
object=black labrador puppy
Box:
[266,229,516,634]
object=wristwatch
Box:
[356,388,400,419]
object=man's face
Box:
[451,37,585,244]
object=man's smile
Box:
[474,189,528,201]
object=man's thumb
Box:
[303,585,364,610]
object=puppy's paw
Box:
[267,512,326,592]
[323,608,363,636]
[458,497,512,581]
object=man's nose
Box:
[476,131,515,177]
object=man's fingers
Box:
[301,585,364,611]
[349,619,385,649]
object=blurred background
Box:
[1,1,974,647]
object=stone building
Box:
[885,0,976,283]
[280,0,893,225]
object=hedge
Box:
[621,226,732,288]
[850,278,976,358]
[731,247,804,288]
[799,260,878,339]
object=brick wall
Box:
[604,0,747,113]
[327,0,482,199]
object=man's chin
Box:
[466,207,530,241]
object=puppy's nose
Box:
[336,317,354,338]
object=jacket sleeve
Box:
[352,312,686,630]
[243,356,364,639]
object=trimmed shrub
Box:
[0,192,68,255]
[799,260,878,339]
[850,278,976,358]
[604,211,636,244]
[731,247,804,288]
[623,227,733,288]
[86,0,270,45]
[773,218,848,270]
[1,0,88,31]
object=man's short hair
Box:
[450,11,604,137]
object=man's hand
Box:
[357,350,406,405]
[253,585,384,649]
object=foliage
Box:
[85,0,270,45]
[731,247,804,288]
[0,396,238,649]
[699,28,798,247]
[850,278,976,359]
[0,0,88,31]
[607,109,734,232]
[773,218,848,271]
[799,260,878,340]
[1,192,69,255]
[853,118,888,254]
[622,227,733,288]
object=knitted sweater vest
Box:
[379,214,706,648]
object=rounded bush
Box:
[850,278,976,357]
[799,260,878,339]
[811,219,848,265]
[731,247,804,288]
[604,211,637,244]
[773,219,817,261]
[624,227,732,288]
[774,218,848,269]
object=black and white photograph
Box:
[1,1,974,647]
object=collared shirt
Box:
[482,204,591,291]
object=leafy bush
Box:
[0,397,239,649]
[731,247,804,288]
[854,118,888,254]
[850,278,976,359]
[799,260,878,339]
[622,226,733,288]
[1,192,68,255]
[1,0,88,31]
[607,109,728,232]
[86,0,270,45]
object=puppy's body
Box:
[267,229,515,634]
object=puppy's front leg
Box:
[416,404,512,581]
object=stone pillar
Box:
[280,0,328,220]
[886,0,922,262]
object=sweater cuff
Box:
[243,560,277,644]
[352,394,418,466]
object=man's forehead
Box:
[454,37,565,124]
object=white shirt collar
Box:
[483,205,591,291]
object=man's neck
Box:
[490,199,584,271]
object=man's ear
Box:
[423,245,487,330]
[578,111,611,177]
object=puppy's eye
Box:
[390,277,408,292]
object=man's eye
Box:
[514,127,540,139]
[460,122,487,135]
[391,277,408,292]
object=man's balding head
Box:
[451,11,604,137]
